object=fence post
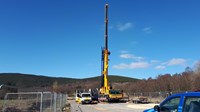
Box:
[60,94,62,110]
[40,92,43,112]
[2,93,9,112]
[53,92,57,112]
[50,93,53,112]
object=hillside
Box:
[0,73,139,88]
[0,73,77,88]
[83,75,139,83]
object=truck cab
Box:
[144,92,200,112]
[108,89,123,101]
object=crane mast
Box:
[100,4,110,95]
[75,3,123,104]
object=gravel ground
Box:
[69,100,157,112]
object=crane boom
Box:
[105,4,108,50]
[100,4,110,95]
[99,4,123,102]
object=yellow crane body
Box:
[99,4,123,101]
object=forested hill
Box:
[0,73,139,88]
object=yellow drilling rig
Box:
[99,4,123,102]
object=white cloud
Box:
[193,60,200,70]
[117,22,133,31]
[112,63,129,69]
[120,54,133,59]
[155,65,166,70]
[112,61,151,69]
[129,62,151,69]
[120,53,144,61]
[153,58,188,70]
[167,58,187,66]
[193,60,200,66]
[143,27,152,34]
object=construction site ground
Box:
[68,100,157,112]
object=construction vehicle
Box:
[99,4,123,102]
[75,89,92,104]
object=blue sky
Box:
[0,0,200,79]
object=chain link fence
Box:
[2,92,67,112]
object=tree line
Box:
[118,62,200,95]
[49,62,200,95]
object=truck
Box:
[78,92,92,104]
[107,89,123,102]
[144,92,200,112]
[75,89,99,104]
[75,90,92,104]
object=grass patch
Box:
[62,103,70,112]
[0,100,4,111]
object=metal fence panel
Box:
[2,92,67,112]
